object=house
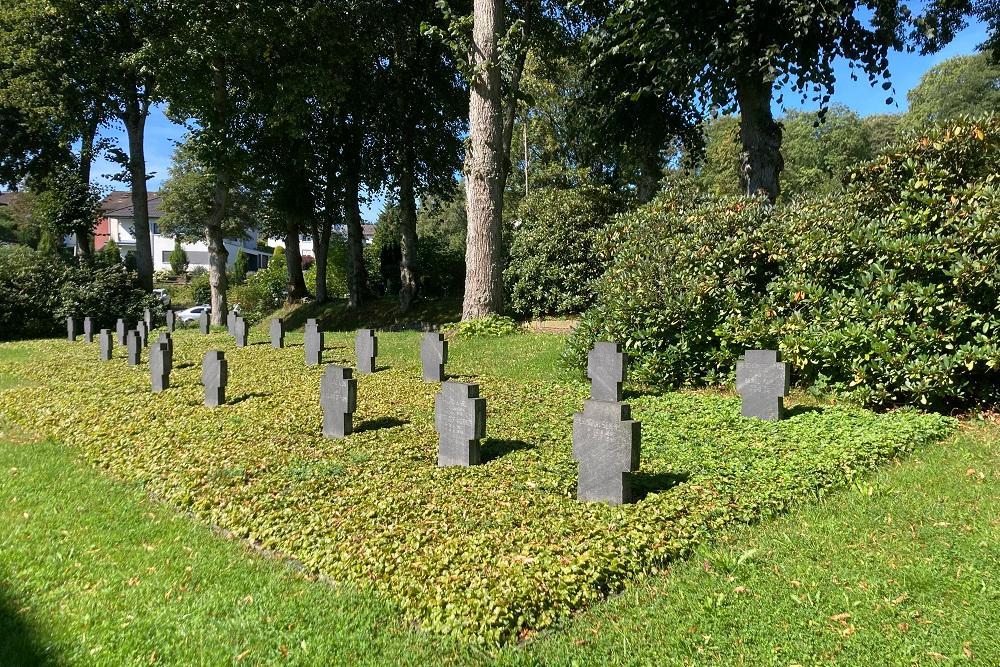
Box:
[98,191,273,272]
[268,223,376,257]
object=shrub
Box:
[191,272,211,305]
[232,248,249,285]
[504,186,624,317]
[443,315,520,338]
[169,239,189,275]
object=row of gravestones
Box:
[69,312,791,505]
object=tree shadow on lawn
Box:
[228,392,270,405]
[175,362,195,370]
[632,471,690,502]
[0,588,59,666]
[481,439,535,463]
[354,417,409,433]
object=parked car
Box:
[177,305,211,323]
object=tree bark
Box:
[735,72,783,202]
[123,87,153,290]
[312,215,333,304]
[344,130,368,310]
[398,143,419,313]
[462,0,505,320]
[75,112,98,258]
[206,59,230,326]
[635,145,661,204]
[283,214,309,301]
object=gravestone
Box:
[202,351,227,407]
[116,318,127,345]
[270,318,284,349]
[572,341,641,505]
[199,311,210,334]
[157,331,173,357]
[227,309,236,336]
[735,349,790,421]
[304,319,323,366]
[435,382,486,467]
[126,330,141,366]
[137,321,148,347]
[234,317,248,348]
[150,340,171,392]
[83,317,94,343]
[99,329,113,361]
[355,328,377,374]
[320,365,357,438]
[67,317,77,342]
[421,332,448,382]
[165,310,175,333]
[144,308,153,331]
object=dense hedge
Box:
[0,246,158,340]
[569,116,1000,409]
[504,185,624,317]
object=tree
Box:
[30,164,102,255]
[100,238,122,265]
[600,0,970,201]
[862,114,906,155]
[233,248,248,285]
[168,239,188,275]
[905,53,1000,129]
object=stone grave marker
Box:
[421,332,448,382]
[234,317,248,348]
[320,365,357,438]
[99,329,113,361]
[83,317,94,343]
[150,340,171,392]
[126,330,141,366]
[435,382,486,467]
[67,317,77,342]
[165,310,175,333]
[270,318,284,349]
[735,349,790,421]
[157,332,174,363]
[137,321,148,347]
[355,328,377,374]
[588,342,626,401]
[199,311,210,334]
[144,308,153,331]
[305,319,323,366]
[116,318,127,345]
[227,309,236,336]
[202,351,227,407]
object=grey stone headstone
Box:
[137,321,148,347]
[126,330,141,366]
[150,340,171,392]
[227,309,236,336]
[99,329,113,361]
[588,341,626,402]
[572,400,641,504]
[67,317,77,342]
[270,318,284,349]
[355,328,377,374]
[421,333,448,382]
[165,310,175,333]
[157,332,174,361]
[320,365,357,438]
[735,349,790,421]
[305,319,323,366]
[202,350,227,407]
[435,382,486,467]
[83,317,94,343]
[144,308,153,331]
[116,319,127,345]
[199,311,209,334]
[234,317,248,348]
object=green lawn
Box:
[0,329,996,663]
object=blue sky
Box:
[87,17,990,219]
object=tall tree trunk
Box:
[283,215,309,300]
[462,0,505,321]
[75,112,99,258]
[735,72,783,202]
[312,216,333,304]
[123,88,153,290]
[206,60,230,326]
[344,132,368,310]
[636,145,661,204]
[398,144,419,313]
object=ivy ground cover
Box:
[0,328,954,644]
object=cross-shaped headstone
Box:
[355,329,377,374]
[144,308,153,331]
[202,350,227,407]
[150,340,171,392]
[227,309,236,336]
[735,349,790,421]
[83,317,94,343]
[435,382,486,467]
[421,332,448,382]
[126,330,141,366]
[234,317,248,348]
[165,310,175,333]
[588,342,626,401]
[304,319,323,366]
[67,317,77,342]
[157,332,174,367]
[320,365,357,438]
[270,318,284,349]
[99,329,113,361]
[572,400,641,504]
[137,321,148,348]
[199,311,210,334]
[116,318,127,345]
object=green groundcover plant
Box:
[0,331,953,644]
